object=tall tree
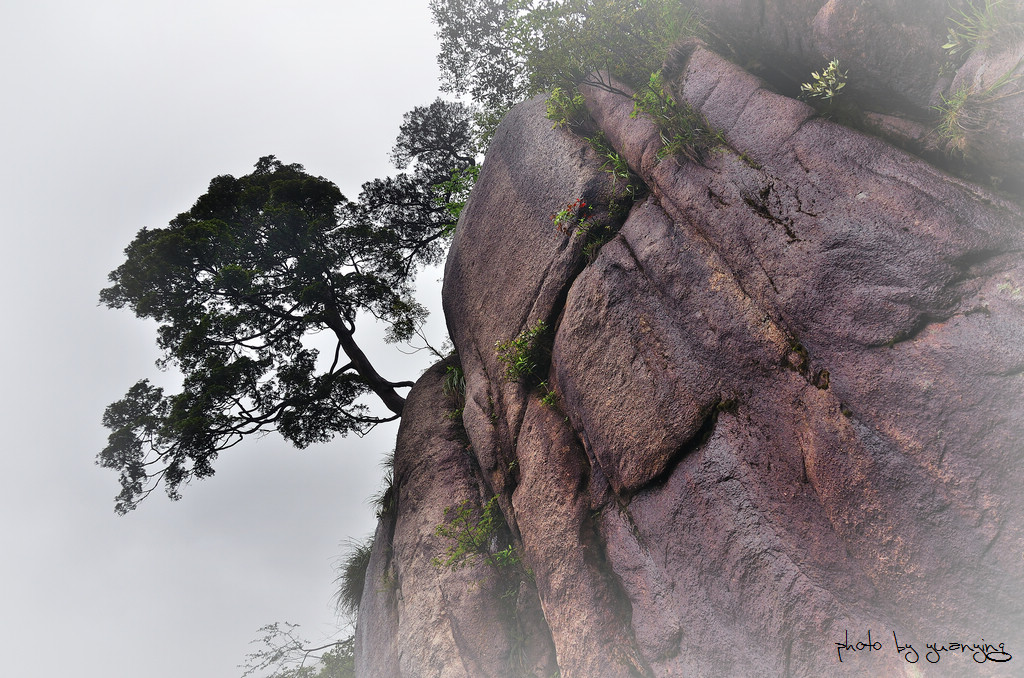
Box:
[100,98,476,514]
[100,157,414,513]
[431,0,703,138]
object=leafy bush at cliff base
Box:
[242,530,377,677]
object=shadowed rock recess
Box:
[355,27,1024,678]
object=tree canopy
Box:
[100,100,476,514]
[431,0,703,139]
[101,1,697,518]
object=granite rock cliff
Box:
[355,11,1024,677]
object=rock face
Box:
[356,20,1024,678]
[688,0,1024,190]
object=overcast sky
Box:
[0,1,448,675]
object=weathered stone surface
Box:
[353,513,400,677]
[685,1,1024,189]
[512,398,647,676]
[441,94,625,517]
[553,199,789,494]
[576,46,1023,675]
[356,361,557,677]
[943,40,1024,190]
[690,0,949,109]
[358,38,1024,678]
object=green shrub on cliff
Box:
[432,496,513,571]
[546,86,588,128]
[495,319,550,383]
[942,0,1024,60]
[799,58,847,102]
[552,197,621,261]
[934,69,1021,156]
[432,496,531,600]
[632,70,724,161]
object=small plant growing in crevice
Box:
[631,70,724,162]
[997,279,1024,300]
[585,130,645,211]
[545,83,646,229]
[597,143,631,186]
[935,85,976,155]
[799,58,847,102]
[431,496,530,592]
[495,319,550,385]
[546,87,646,216]
[546,86,589,129]
[486,394,499,425]
[552,198,620,262]
[933,68,1022,156]
[552,198,594,236]
[432,496,539,675]
[442,362,467,420]
[538,381,560,408]
[783,338,810,375]
[333,534,375,617]
[369,449,397,519]
[432,496,508,571]
[942,0,1024,62]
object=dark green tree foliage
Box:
[431,0,702,129]
[515,0,699,93]
[100,133,472,512]
[431,0,531,126]
[390,99,478,180]
[358,99,478,276]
